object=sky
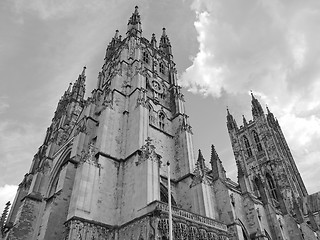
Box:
[1,0,320,212]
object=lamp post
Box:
[167,161,173,240]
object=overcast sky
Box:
[1,0,320,211]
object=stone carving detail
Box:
[136,137,162,166]
[190,152,212,187]
[157,218,228,240]
[179,114,192,134]
[64,218,113,240]
[103,89,113,109]
[80,144,101,168]
[136,88,147,108]
[74,117,88,136]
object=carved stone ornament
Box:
[136,137,162,166]
[80,144,101,168]
[148,77,164,94]
[190,160,212,188]
[180,114,193,134]
[157,217,228,240]
[102,89,113,109]
[74,118,87,136]
[136,88,147,108]
[64,218,113,240]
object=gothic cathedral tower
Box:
[227,93,313,239]
[4,7,229,240]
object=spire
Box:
[127,6,142,36]
[71,66,86,102]
[242,115,248,126]
[67,83,72,92]
[210,145,226,181]
[251,92,264,118]
[226,107,238,131]
[151,33,157,48]
[266,105,277,127]
[197,149,206,171]
[0,201,10,232]
[105,30,122,60]
[159,28,172,58]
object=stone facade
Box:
[2,6,320,240]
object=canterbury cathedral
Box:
[2,7,320,240]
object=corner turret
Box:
[127,6,142,36]
[251,92,264,119]
[159,28,172,59]
[226,108,238,131]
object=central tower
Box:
[5,7,229,240]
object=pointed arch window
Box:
[243,136,252,157]
[253,130,263,152]
[143,51,149,64]
[254,177,263,199]
[266,173,278,201]
[160,183,177,206]
[159,62,165,74]
[159,112,165,130]
[148,105,153,124]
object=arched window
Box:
[143,51,149,64]
[243,136,252,157]
[254,177,262,198]
[159,62,165,74]
[266,173,278,201]
[159,112,165,130]
[253,130,263,152]
[160,183,177,206]
[148,105,153,124]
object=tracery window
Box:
[266,173,278,201]
[159,112,165,130]
[159,62,165,74]
[160,183,177,206]
[243,135,252,157]
[253,130,263,152]
[143,51,149,64]
[148,105,153,124]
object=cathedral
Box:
[2,6,320,240]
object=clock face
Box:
[148,78,164,94]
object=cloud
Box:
[10,0,107,20]
[0,97,9,114]
[0,185,18,216]
[0,121,44,187]
[181,0,320,193]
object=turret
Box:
[151,33,157,48]
[127,6,142,36]
[226,108,238,131]
[210,145,226,181]
[105,30,122,61]
[159,28,172,59]
[251,92,264,119]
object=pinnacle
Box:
[81,66,86,76]
[210,145,217,162]
[162,27,166,36]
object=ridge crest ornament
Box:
[136,137,162,166]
